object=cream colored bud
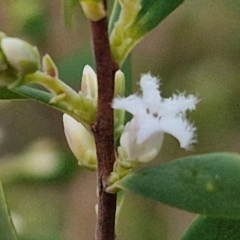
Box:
[114,70,125,97]
[80,0,106,21]
[1,37,40,75]
[113,70,125,142]
[63,114,97,170]
[81,65,98,106]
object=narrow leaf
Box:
[110,0,184,64]
[13,86,81,119]
[0,86,74,118]
[0,182,18,240]
[13,86,53,104]
[116,152,240,218]
[0,86,53,102]
[135,0,184,35]
[0,87,26,100]
[181,215,240,240]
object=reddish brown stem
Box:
[90,5,119,240]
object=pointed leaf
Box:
[181,215,240,240]
[0,182,18,240]
[135,0,184,35]
[14,86,53,104]
[110,0,185,64]
[116,152,240,218]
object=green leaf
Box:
[0,87,26,100]
[109,0,121,33]
[180,215,240,240]
[110,0,184,64]
[0,86,54,104]
[0,86,74,117]
[135,0,184,35]
[0,182,18,240]
[116,152,240,218]
[13,86,53,104]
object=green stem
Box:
[22,71,96,124]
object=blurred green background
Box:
[0,0,240,239]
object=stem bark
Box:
[90,3,118,240]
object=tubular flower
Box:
[112,73,199,163]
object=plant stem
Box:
[90,2,118,240]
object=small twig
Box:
[90,2,118,240]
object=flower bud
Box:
[1,37,40,75]
[81,65,98,106]
[63,114,97,170]
[113,70,125,142]
[42,54,58,78]
[114,70,125,97]
[80,0,106,21]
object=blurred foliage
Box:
[7,0,48,44]
[0,0,240,239]
[0,183,18,240]
[57,50,93,87]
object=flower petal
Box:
[140,73,161,109]
[156,116,197,149]
[119,117,164,162]
[160,93,199,116]
[112,95,145,116]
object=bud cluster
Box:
[63,66,126,170]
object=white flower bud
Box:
[1,37,40,75]
[81,65,98,106]
[63,114,97,170]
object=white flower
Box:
[112,73,198,163]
